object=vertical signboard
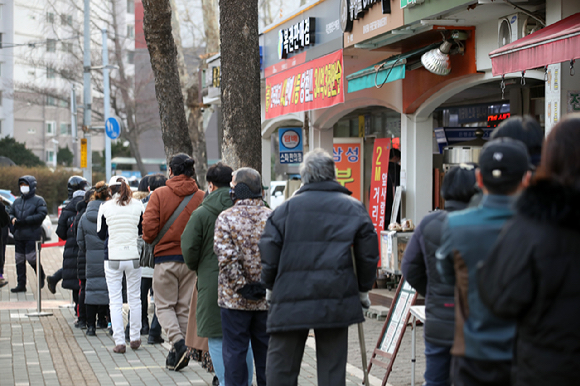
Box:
[333,138,363,202]
[279,127,303,164]
[369,138,391,262]
[80,138,88,168]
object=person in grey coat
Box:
[77,181,110,336]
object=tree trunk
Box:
[142,0,193,162]
[202,0,220,54]
[187,85,208,189]
[219,0,262,172]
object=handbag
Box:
[138,192,194,268]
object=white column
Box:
[261,137,271,199]
[401,114,433,225]
[309,126,334,154]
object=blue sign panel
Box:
[105,117,121,140]
[279,127,303,164]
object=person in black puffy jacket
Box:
[478,115,580,386]
[259,149,379,386]
[55,176,88,327]
[74,188,93,331]
[401,164,478,386]
[9,175,48,293]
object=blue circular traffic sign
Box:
[105,117,121,140]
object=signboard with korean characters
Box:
[278,127,304,164]
[342,0,404,48]
[369,137,392,257]
[279,18,315,60]
[265,49,344,120]
[333,138,363,202]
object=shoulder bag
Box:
[138,192,194,268]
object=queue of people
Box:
[402,114,580,386]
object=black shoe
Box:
[212,375,219,386]
[173,339,189,371]
[166,349,176,370]
[97,319,108,329]
[47,275,56,294]
[75,320,86,329]
[108,327,113,336]
[86,326,96,336]
[11,285,26,293]
[147,335,164,345]
[140,325,150,335]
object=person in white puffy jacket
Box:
[97,176,144,354]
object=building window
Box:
[0,34,3,49]
[62,42,73,53]
[60,123,71,135]
[127,24,134,38]
[47,39,56,52]
[61,14,73,26]
[46,150,55,163]
[59,99,68,108]
[47,12,54,24]
[46,121,56,135]
[47,67,56,79]
[28,128,36,134]
[127,50,134,64]
[127,0,134,14]
[47,96,56,106]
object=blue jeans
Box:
[208,337,253,386]
[424,340,452,386]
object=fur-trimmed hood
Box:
[517,179,580,232]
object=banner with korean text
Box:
[333,138,363,202]
[369,138,392,263]
[265,49,344,120]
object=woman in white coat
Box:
[97,176,144,353]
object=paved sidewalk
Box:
[0,245,425,386]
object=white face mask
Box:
[20,186,30,195]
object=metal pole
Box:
[102,29,112,182]
[26,241,53,317]
[83,0,92,184]
[411,316,416,386]
[71,85,78,167]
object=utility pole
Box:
[70,84,78,167]
[102,29,112,182]
[83,0,92,184]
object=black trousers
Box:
[221,308,269,386]
[78,280,87,323]
[0,226,7,275]
[451,356,511,386]
[266,327,348,386]
[140,277,162,337]
[86,304,109,328]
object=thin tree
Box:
[219,0,262,171]
[142,0,193,161]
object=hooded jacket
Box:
[401,200,467,347]
[478,180,580,386]
[74,199,88,281]
[77,200,109,305]
[259,181,379,333]
[142,174,204,263]
[56,192,84,290]
[9,176,47,241]
[182,186,233,338]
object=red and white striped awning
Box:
[490,12,580,76]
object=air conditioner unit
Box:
[497,13,541,48]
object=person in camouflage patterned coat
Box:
[214,167,271,386]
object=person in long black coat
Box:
[56,177,88,327]
[74,189,93,332]
[478,115,580,386]
[0,200,10,288]
[259,148,379,386]
[401,164,478,386]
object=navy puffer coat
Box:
[76,200,108,305]
[56,193,83,290]
[259,181,379,333]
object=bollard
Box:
[26,241,53,317]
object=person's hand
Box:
[359,291,371,310]
[11,218,16,225]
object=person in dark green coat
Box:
[182,162,253,386]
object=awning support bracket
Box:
[570,59,575,76]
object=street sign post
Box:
[105,117,121,140]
